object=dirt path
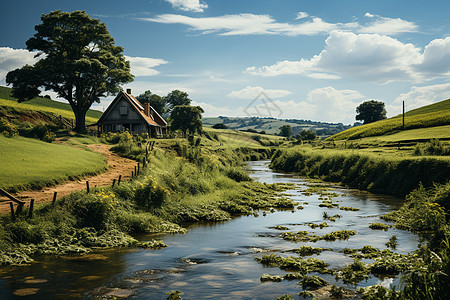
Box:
[0,144,137,214]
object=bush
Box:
[133,179,169,209]
[42,130,56,143]
[71,191,117,230]
[0,117,18,137]
[414,139,450,156]
[212,123,227,129]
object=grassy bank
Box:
[270,145,450,197]
[0,146,293,265]
[0,135,106,192]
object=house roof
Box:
[97,90,167,128]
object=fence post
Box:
[52,192,57,206]
[112,179,116,187]
[9,202,15,221]
[118,175,122,185]
[134,166,137,176]
[86,181,90,194]
[16,203,24,216]
[137,163,140,174]
[28,199,35,219]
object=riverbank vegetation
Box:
[0,138,294,265]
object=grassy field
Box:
[327,99,450,141]
[0,135,106,191]
[0,86,102,121]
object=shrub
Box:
[42,130,56,143]
[0,117,18,137]
[133,178,169,209]
[71,191,117,230]
[414,139,450,156]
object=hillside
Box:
[0,86,102,121]
[327,99,450,141]
[203,116,353,137]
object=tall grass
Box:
[270,146,450,197]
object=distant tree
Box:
[356,100,387,124]
[212,123,227,129]
[170,105,204,136]
[165,90,191,112]
[279,125,293,137]
[5,10,133,133]
[136,90,166,115]
[298,129,317,141]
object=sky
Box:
[1,0,450,124]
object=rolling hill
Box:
[327,99,450,141]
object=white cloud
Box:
[165,0,208,12]
[191,100,237,117]
[228,86,291,99]
[124,55,168,76]
[394,83,450,110]
[358,16,418,35]
[0,47,38,84]
[247,31,429,83]
[305,86,365,123]
[414,37,450,78]
[141,13,357,36]
[296,12,309,20]
[141,12,416,37]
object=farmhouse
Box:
[96,89,167,137]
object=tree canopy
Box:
[279,125,293,137]
[170,105,204,136]
[6,10,134,133]
[297,129,317,141]
[136,90,166,115]
[356,100,387,124]
[164,90,191,112]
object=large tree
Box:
[355,100,387,124]
[279,125,293,137]
[170,105,204,136]
[164,90,191,112]
[136,90,166,115]
[6,10,134,133]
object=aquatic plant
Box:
[385,235,398,249]
[300,275,327,290]
[340,206,360,211]
[260,273,283,282]
[336,259,370,284]
[306,222,329,229]
[270,225,289,230]
[321,230,357,241]
[166,290,182,300]
[289,245,331,256]
[369,223,390,230]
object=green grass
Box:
[0,135,106,191]
[327,99,450,141]
[356,125,450,144]
[0,85,102,121]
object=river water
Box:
[0,161,419,299]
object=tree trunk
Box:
[74,109,87,133]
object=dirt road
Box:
[0,144,137,214]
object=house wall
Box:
[101,97,148,134]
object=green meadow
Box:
[0,135,105,191]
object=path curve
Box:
[0,144,137,214]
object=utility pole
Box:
[402,101,405,130]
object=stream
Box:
[0,160,419,299]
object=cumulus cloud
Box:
[165,0,208,12]
[0,47,38,84]
[394,83,450,110]
[246,31,450,83]
[305,86,365,123]
[124,56,168,76]
[414,37,450,77]
[228,86,292,99]
[141,12,416,37]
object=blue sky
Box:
[1,0,450,124]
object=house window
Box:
[119,106,128,115]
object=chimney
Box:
[144,103,151,117]
[126,88,131,94]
